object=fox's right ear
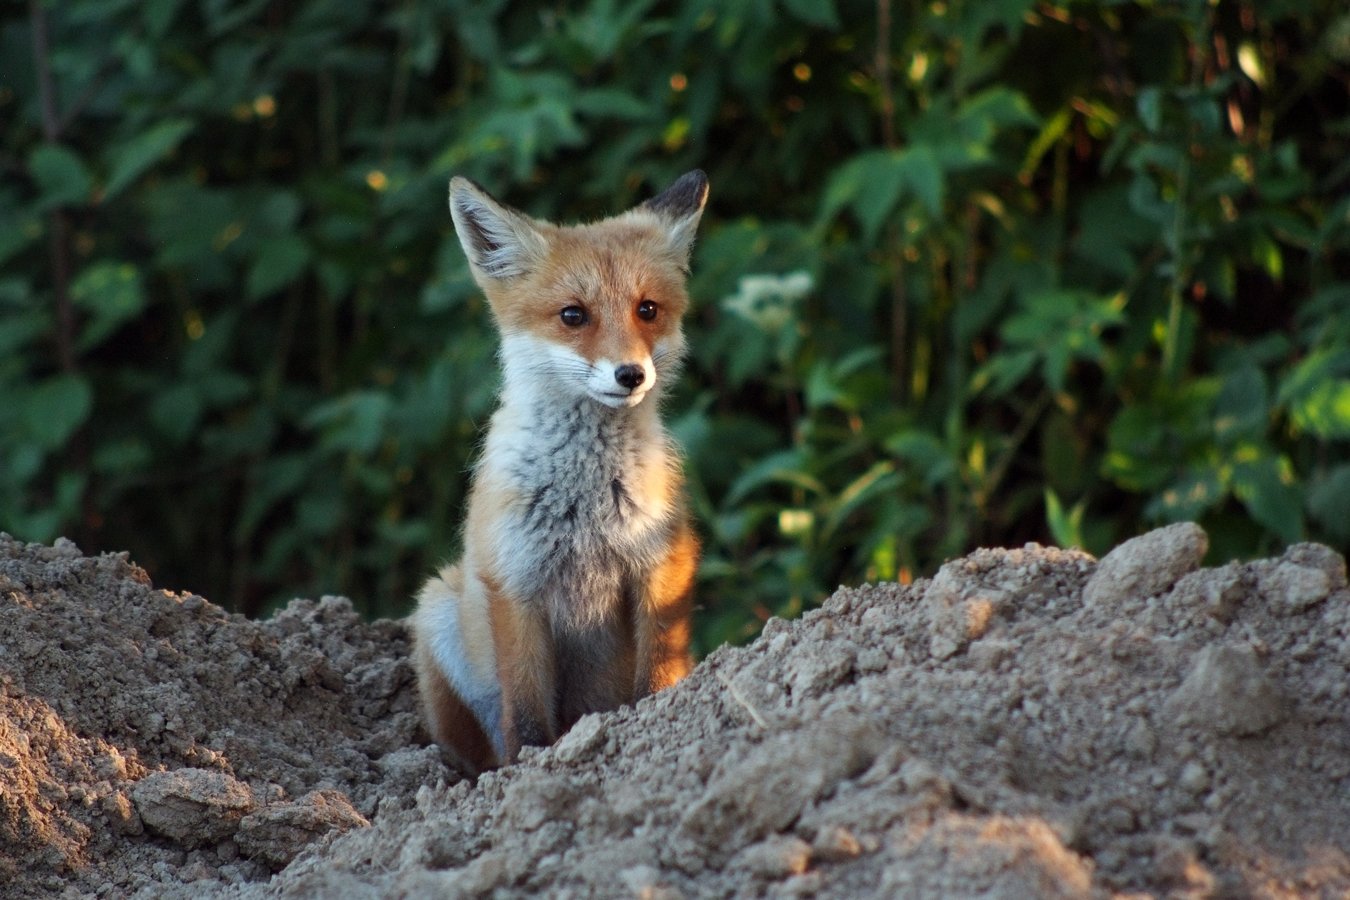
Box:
[449,178,548,281]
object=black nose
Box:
[614,365,645,390]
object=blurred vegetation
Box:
[2,0,1348,651]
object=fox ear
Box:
[448,178,548,281]
[640,169,709,270]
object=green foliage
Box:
[2,0,1347,651]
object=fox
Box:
[411,170,708,773]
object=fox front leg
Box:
[487,583,558,760]
[634,523,698,699]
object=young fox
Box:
[412,171,708,773]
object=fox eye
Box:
[560,305,588,327]
[636,299,658,321]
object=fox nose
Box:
[614,364,645,390]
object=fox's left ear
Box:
[640,169,709,271]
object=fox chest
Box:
[485,412,674,620]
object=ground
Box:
[1,524,1347,898]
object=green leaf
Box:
[972,349,1038,396]
[104,119,193,200]
[29,144,93,209]
[573,87,653,121]
[93,439,152,474]
[0,309,48,356]
[247,235,311,299]
[805,346,884,411]
[1232,456,1303,543]
[956,87,1040,134]
[1213,364,1269,445]
[142,0,187,37]
[1288,380,1350,438]
[150,384,203,444]
[1044,488,1086,549]
[24,375,93,449]
[1137,86,1163,132]
[818,151,892,238]
[1308,464,1350,542]
[70,262,147,350]
[885,430,956,489]
[897,146,944,218]
[1103,406,1171,491]
[1278,349,1350,438]
[820,462,901,545]
[818,149,944,243]
[252,190,303,233]
[781,0,839,28]
[236,455,309,539]
[304,391,392,456]
[725,449,825,506]
[1146,469,1225,522]
[296,491,344,537]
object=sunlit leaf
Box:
[1232,456,1303,543]
[71,261,146,349]
[1044,488,1086,549]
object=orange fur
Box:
[411,172,707,772]
[413,637,495,773]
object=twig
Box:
[716,671,769,729]
[977,388,1053,512]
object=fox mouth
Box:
[593,387,650,408]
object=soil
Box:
[2,523,1347,898]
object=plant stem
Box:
[29,0,77,376]
[875,0,897,149]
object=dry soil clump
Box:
[1,525,1347,897]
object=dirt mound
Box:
[2,525,1348,897]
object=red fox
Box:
[412,171,707,773]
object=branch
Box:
[29,0,77,375]
[28,0,60,141]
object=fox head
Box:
[448,171,708,410]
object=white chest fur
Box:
[476,391,679,628]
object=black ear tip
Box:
[674,169,709,202]
[680,169,708,188]
[644,169,709,217]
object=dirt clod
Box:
[131,769,254,848]
[234,789,368,871]
[2,525,1348,897]
[1083,520,1208,607]
[1166,643,1287,736]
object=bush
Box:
[3,0,1348,650]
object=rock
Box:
[553,713,608,764]
[1166,644,1287,736]
[1259,562,1333,615]
[1083,522,1209,607]
[619,864,684,900]
[235,789,369,871]
[100,790,142,836]
[680,713,882,856]
[811,824,864,862]
[732,834,813,878]
[925,561,1008,659]
[131,768,254,848]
